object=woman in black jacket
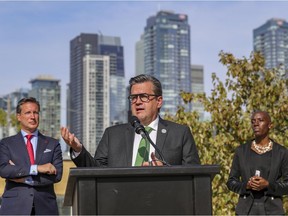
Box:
[227,110,288,215]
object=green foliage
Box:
[0,109,20,134]
[165,51,288,215]
[10,113,21,132]
[0,109,7,127]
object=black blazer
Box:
[0,132,63,215]
[72,118,200,167]
[226,140,288,215]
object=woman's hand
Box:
[248,176,269,191]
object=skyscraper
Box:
[253,18,288,79]
[29,75,61,139]
[0,88,29,139]
[98,35,126,124]
[69,33,99,145]
[82,55,110,154]
[191,64,205,121]
[139,10,191,114]
[68,33,125,154]
[135,34,145,76]
[0,88,29,112]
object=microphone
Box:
[130,116,170,166]
[130,116,146,138]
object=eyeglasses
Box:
[128,93,159,103]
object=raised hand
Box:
[61,127,82,152]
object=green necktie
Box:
[134,126,153,166]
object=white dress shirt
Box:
[21,130,38,178]
[132,116,159,166]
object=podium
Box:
[64,165,220,215]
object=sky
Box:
[1,1,288,125]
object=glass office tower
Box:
[191,64,205,121]
[29,75,61,139]
[253,18,288,79]
[69,33,125,154]
[98,35,126,124]
[143,10,191,114]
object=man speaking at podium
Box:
[61,74,200,167]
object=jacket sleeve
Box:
[226,148,250,195]
[71,129,110,167]
[71,145,100,167]
[182,126,200,165]
[0,138,31,179]
[72,125,130,168]
[266,147,288,196]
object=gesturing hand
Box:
[61,127,82,152]
[142,152,164,166]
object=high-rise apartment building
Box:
[0,88,29,139]
[138,10,191,114]
[135,34,145,76]
[68,33,125,154]
[253,18,288,79]
[82,55,110,154]
[98,35,126,124]
[0,88,29,112]
[68,34,99,144]
[191,65,205,121]
[29,75,61,139]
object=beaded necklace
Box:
[252,140,273,154]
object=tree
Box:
[165,51,288,215]
[0,109,20,136]
[0,108,7,127]
[10,113,21,132]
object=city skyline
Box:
[1,1,288,124]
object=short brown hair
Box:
[16,97,40,114]
[129,74,162,96]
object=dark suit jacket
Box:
[0,132,63,215]
[72,118,200,167]
[226,140,288,215]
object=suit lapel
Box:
[243,141,253,181]
[267,140,278,183]
[35,132,48,164]
[16,132,31,166]
[125,124,135,166]
[156,118,168,157]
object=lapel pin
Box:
[161,129,167,134]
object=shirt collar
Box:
[21,130,39,138]
[147,116,159,131]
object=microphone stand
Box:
[142,130,171,166]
